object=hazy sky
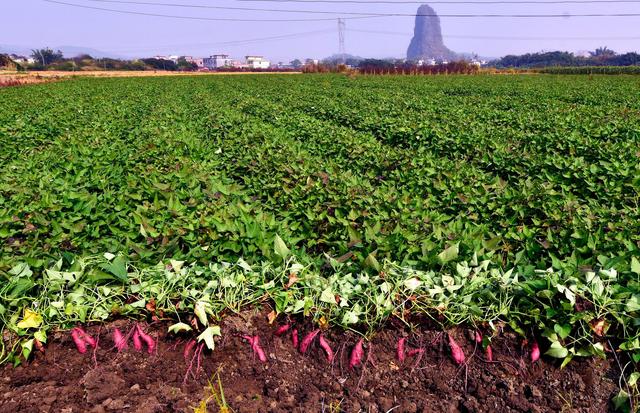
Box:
[3,0,639,61]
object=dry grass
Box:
[0,74,58,88]
[0,70,302,88]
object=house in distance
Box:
[245,56,270,69]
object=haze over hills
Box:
[0,44,125,59]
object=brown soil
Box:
[0,309,620,413]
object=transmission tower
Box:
[338,18,346,64]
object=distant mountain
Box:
[0,44,32,56]
[0,44,126,59]
[56,45,127,59]
[407,4,457,61]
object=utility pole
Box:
[338,18,346,64]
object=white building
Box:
[231,60,245,68]
[9,55,35,65]
[152,55,180,63]
[183,56,204,68]
[417,59,436,66]
[245,55,270,69]
[203,54,233,69]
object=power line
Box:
[239,0,640,3]
[107,29,336,52]
[200,30,335,46]
[81,0,640,11]
[84,0,364,14]
[348,28,640,40]
[42,0,376,21]
[46,0,640,18]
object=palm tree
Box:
[590,47,616,58]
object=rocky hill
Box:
[407,4,457,61]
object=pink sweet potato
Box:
[349,339,364,369]
[242,335,267,363]
[83,333,97,349]
[531,341,540,363]
[74,327,97,349]
[113,328,128,352]
[136,326,156,354]
[448,334,465,365]
[318,335,334,362]
[275,324,291,336]
[132,329,143,351]
[291,328,299,349]
[252,336,267,363]
[486,345,493,362]
[71,328,88,354]
[242,335,256,347]
[397,337,406,362]
[299,329,320,354]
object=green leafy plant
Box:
[1,74,639,409]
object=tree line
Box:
[10,48,199,71]
[492,48,640,68]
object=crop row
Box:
[1,74,637,272]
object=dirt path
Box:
[0,309,619,412]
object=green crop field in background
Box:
[1,74,639,271]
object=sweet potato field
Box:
[0,74,639,411]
